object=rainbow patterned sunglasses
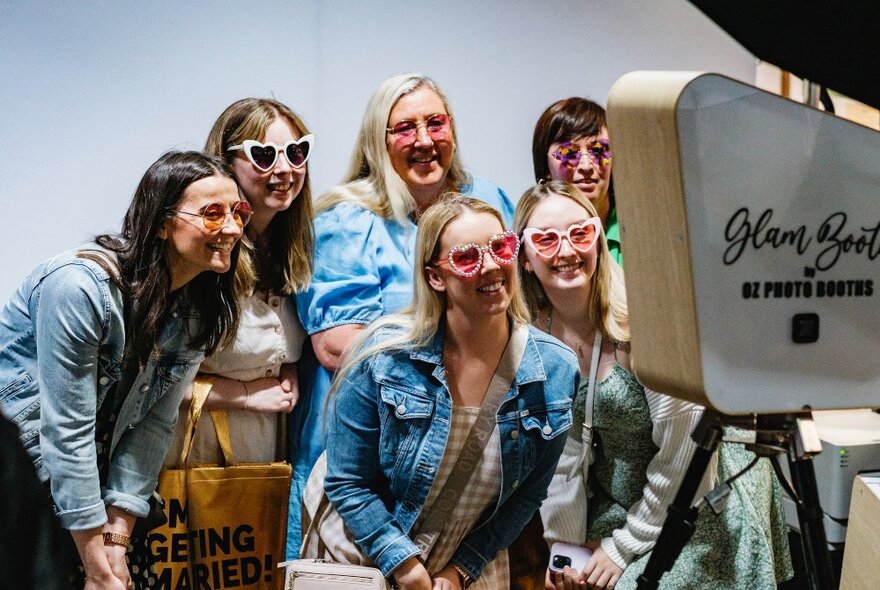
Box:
[550,138,612,169]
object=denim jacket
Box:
[0,246,203,530]
[324,323,578,580]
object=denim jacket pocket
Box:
[378,381,435,481]
[519,405,573,467]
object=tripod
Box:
[635,410,837,590]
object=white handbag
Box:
[280,559,388,589]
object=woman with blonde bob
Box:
[309,195,577,590]
[514,181,791,590]
[289,73,514,552]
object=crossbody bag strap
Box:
[413,323,529,558]
[583,330,603,433]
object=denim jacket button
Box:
[542,424,553,436]
[512,479,519,488]
[510,430,519,440]
[396,404,407,415]
[99,376,110,385]
[140,384,149,393]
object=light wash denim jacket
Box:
[0,247,203,530]
[324,323,578,581]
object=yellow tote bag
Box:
[148,379,291,590]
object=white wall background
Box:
[0,0,755,301]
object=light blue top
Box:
[0,247,203,530]
[286,176,516,556]
[325,323,577,579]
[298,176,515,335]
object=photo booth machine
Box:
[606,72,880,590]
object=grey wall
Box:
[0,0,754,301]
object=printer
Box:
[780,409,880,547]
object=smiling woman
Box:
[286,73,516,554]
[0,151,244,590]
[302,195,578,590]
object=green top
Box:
[606,206,622,267]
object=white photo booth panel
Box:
[607,72,879,414]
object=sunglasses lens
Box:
[390,120,417,136]
[529,232,561,256]
[570,223,598,250]
[285,142,309,167]
[450,246,482,275]
[201,203,227,230]
[425,115,450,137]
[248,145,277,171]
[490,234,519,263]
[232,201,253,228]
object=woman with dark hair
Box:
[0,151,247,589]
[288,73,515,552]
[532,98,621,265]
[306,195,577,589]
[163,98,315,467]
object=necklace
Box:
[546,306,588,359]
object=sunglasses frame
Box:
[434,231,521,277]
[522,217,603,259]
[227,134,315,171]
[168,200,253,231]
[385,114,453,144]
[550,138,612,170]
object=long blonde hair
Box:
[205,98,315,296]
[315,73,469,227]
[513,180,629,344]
[330,195,529,402]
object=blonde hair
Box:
[330,195,529,405]
[315,73,470,227]
[205,98,314,295]
[513,180,629,344]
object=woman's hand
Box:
[392,556,432,590]
[103,543,131,588]
[545,565,585,590]
[242,377,297,413]
[278,362,300,409]
[433,565,463,590]
[71,528,127,590]
[580,543,623,589]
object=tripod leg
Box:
[788,454,837,590]
[635,412,723,590]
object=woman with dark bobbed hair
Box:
[0,151,247,589]
[532,98,621,265]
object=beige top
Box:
[165,293,305,466]
[416,405,509,589]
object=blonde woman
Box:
[289,73,514,552]
[514,181,791,590]
[315,195,577,590]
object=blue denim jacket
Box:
[0,247,203,530]
[324,323,578,580]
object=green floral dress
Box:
[581,365,793,590]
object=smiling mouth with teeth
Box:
[477,281,503,293]
[207,242,235,252]
[554,262,583,272]
[268,182,291,192]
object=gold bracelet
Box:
[102,531,131,547]
[451,564,471,589]
[242,381,250,410]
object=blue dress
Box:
[286,176,515,556]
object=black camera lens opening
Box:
[552,555,572,569]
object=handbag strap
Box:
[583,330,603,430]
[177,377,236,466]
[413,323,528,556]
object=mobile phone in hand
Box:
[548,542,593,574]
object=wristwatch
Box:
[102,531,131,547]
[451,564,473,589]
